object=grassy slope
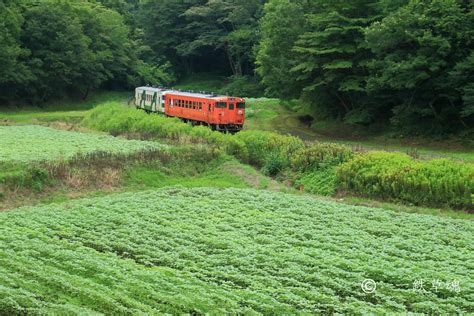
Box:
[244,98,474,163]
[124,158,285,192]
[1,187,472,314]
[0,91,129,125]
[0,149,286,211]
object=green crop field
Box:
[0,187,472,314]
[0,125,163,163]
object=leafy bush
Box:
[262,152,287,176]
[295,167,337,196]
[84,102,194,141]
[290,142,353,172]
[337,152,474,208]
[234,130,304,169]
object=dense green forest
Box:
[1,0,473,134]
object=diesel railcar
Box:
[135,87,245,132]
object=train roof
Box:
[136,86,164,93]
[136,86,238,99]
[166,91,217,98]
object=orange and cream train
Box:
[135,87,245,133]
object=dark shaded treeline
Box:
[1,0,473,134]
[257,0,473,134]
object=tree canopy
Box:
[257,0,474,133]
[0,0,472,134]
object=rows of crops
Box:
[0,125,162,163]
[0,187,472,313]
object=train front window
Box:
[216,102,227,109]
[237,102,246,109]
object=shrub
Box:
[337,152,474,209]
[234,131,304,168]
[290,143,353,172]
[83,102,193,141]
[295,168,337,196]
[262,152,287,176]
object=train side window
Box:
[193,101,196,109]
[208,104,212,111]
[216,102,227,108]
[199,102,202,110]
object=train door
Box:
[139,90,147,110]
[228,102,236,123]
[151,92,157,112]
[161,93,168,114]
[206,102,212,125]
[135,89,141,107]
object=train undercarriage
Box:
[181,118,243,133]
